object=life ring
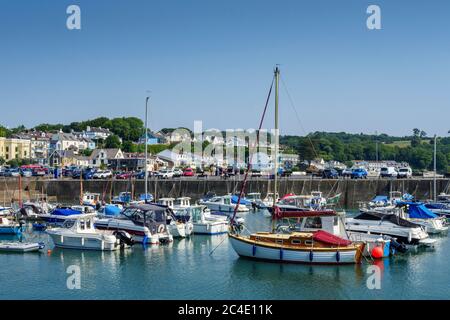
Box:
[157,224,165,233]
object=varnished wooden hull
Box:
[229,234,364,265]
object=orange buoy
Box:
[47,249,52,255]
[371,246,383,259]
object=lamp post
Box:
[144,96,149,203]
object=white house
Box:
[89,148,124,167]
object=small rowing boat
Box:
[0,242,45,253]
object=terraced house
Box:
[0,137,31,161]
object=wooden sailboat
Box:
[228,67,365,264]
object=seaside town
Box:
[2,1,450,304]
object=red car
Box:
[183,168,195,177]
[116,172,133,180]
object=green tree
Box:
[105,135,122,149]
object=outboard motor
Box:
[113,230,134,247]
[390,238,408,254]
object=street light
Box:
[144,96,149,203]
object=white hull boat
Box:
[95,204,173,244]
[173,206,229,235]
[200,195,249,213]
[0,242,45,253]
[47,213,131,251]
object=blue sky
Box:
[1,0,449,136]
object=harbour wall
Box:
[1,178,449,209]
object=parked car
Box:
[251,169,262,177]
[322,168,339,179]
[157,169,174,179]
[342,168,353,177]
[32,167,47,177]
[226,166,236,176]
[351,168,368,179]
[93,170,113,179]
[173,168,183,178]
[380,166,398,178]
[82,169,96,180]
[183,168,195,177]
[5,168,20,177]
[116,171,133,180]
[397,167,412,179]
[197,168,207,178]
[20,169,33,178]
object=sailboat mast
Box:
[144,96,149,203]
[434,134,437,202]
[272,66,280,231]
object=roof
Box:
[90,148,122,159]
[87,127,111,134]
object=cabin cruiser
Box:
[200,195,249,213]
[155,198,194,238]
[95,204,173,244]
[82,192,101,207]
[345,211,435,247]
[47,213,132,251]
[173,205,228,235]
[0,217,24,234]
[112,192,133,205]
[395,202,448,234]
[0,206,14,217]
[262,193,279,207]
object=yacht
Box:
[95,204,173,244]
[345,211,434,247]
[47,213,132,251]
[275,211,402,257]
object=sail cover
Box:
[52,209,81,216]
[407,203,438,219]
[313,230,352,246]
[231,195,252,206]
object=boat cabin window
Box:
[304,217,322,229]
[276,239,283,244]
[79,220,86,230]
[334,217,339,226]
[63,220,76,229]
[291,239,301,245]
[86,219,92,229]
[305,240,313,245]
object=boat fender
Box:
[336,251,340,262]
[252,244,256,257]
[158,224,165,234]
[309,251,314,262]
[142,235,149,246]
[407,231,412,243]
[279,248,283,260]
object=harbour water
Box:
[1,211,449,300]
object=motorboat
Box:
[95,204,173,244]
[345,211,435,247]
[112,192,133,205]
[155,198,194,238]
[0,241,45,253]
[40,207,91,224]
[173,205,228,235]
[200,195,249,213]
[229,208,365,264]
[396,202,448,234]
[82,192,101,207]
[262,192,279,207]
[0,206,14,217]
[0,217,24,234]
[47,213,132,251]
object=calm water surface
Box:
[0,211,449,300]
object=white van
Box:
[397,167,412,178]
[380,166,398,178]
